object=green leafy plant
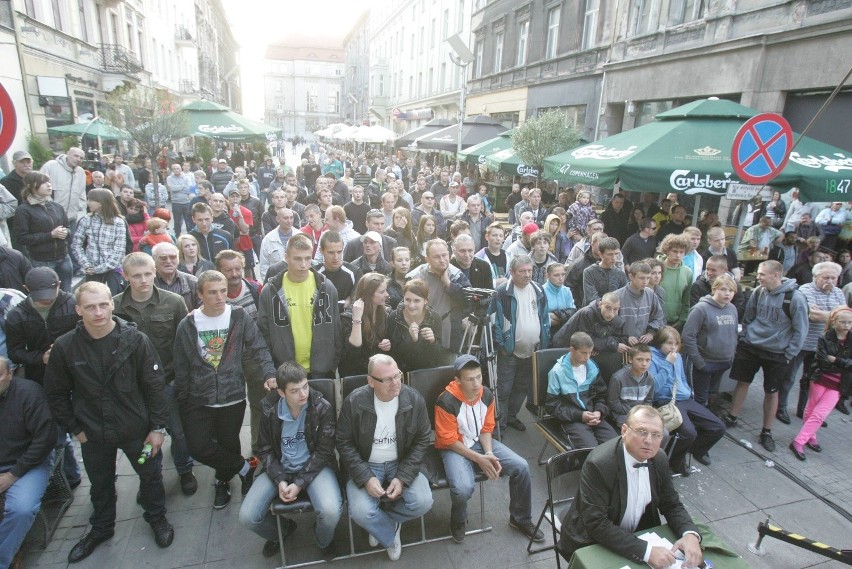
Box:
[511,111,582,183]
[27,134,55,169]
[196,137,214,166]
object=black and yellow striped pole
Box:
[748,517,852,565]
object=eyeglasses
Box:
[370,371,403,384]
[423,196,435,200]
[626,425,664,440]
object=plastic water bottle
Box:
[739,439,753,449]
[138,443,153,465]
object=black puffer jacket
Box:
[5,291,80,384]
[386,303,452,372]
[257,387,337,490]
[44,318,169,443]
[811,329,852,395]
[14,200,69,261]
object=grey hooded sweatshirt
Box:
[681,295,739,369]
[740,278,808,361]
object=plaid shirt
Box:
[71,214,128,273]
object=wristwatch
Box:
[153,427,168,435]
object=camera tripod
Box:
[458,313,502,440]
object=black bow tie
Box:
[633,462,649,468]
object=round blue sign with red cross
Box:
[731,113,793,185]
[0,82,17,158]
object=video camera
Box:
[462,287,495,319]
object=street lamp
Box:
[445,33,474,171]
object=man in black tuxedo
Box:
[558,405,703,569]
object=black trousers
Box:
[669,399,726,467]
[181,401,247,482]
[81,437,166,537]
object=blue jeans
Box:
[239,468,342,547]
[496,352,533,429]
[57,434,81,484]
[31,256,73,293]
[441,440,532,525]
[0,452,54,567]
[165,382,193,475]
[345,461,433,548]
[171,202,192,236]
[691,361,732,407]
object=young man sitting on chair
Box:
[546,332,618,448]
[239,362,342,560]
[435,355,544,544]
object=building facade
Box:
[360,0,474,135]
[466,0,851,151]
[343,11,369,125]
[0,0,239,162]
[263,40,344,139]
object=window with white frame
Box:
[582,0,599,49]
[473,39,484,78]
[668,0,706,25]
[494,31,504,73]
[629,0,659,36]
[517,20,529,66]
[545,7,561,59]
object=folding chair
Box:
[269,378,337,568]
[526,448,592,569]
[530,349,571,465]
[340,374,368,402]
[407,366,493,541]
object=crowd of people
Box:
[1,141,851,569]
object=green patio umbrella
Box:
[484,147,540,177]
[181,99,282,141]
[457,130,513,166]
[542,97,851,201]
[47,117,131,140]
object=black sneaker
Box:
[319,541,337,561]
[150,518,174,548]
[68,531,113,563]
[180,471,198,496]
[775,409,791,425]
[759,431,776,452]
[213,480,231,509]
[509,517,544,542]
[262,540,279,558]
[723,413,738,428]
[837,399,850,415]
[507,418,527,431]
[450,521,466,543]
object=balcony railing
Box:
[99,43,143,75]
[180,80,197,94]
[175,25,194,44]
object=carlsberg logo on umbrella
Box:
[669,170,734,195]
[198,124,245,134]
[516,164,538,176]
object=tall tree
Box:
[511,111,582,184]
[103,87,187,207]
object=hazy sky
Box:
[220,0,375,120]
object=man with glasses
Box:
[558,405,704,569]
[411,192,447,238]
[336,354,433,561]
[152,242,199,311]
[622,219,658,266]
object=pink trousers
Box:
[794,382,840,447]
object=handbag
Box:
[658,378,683,431]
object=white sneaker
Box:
[387,524,401,561]
[368,533,378,547]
